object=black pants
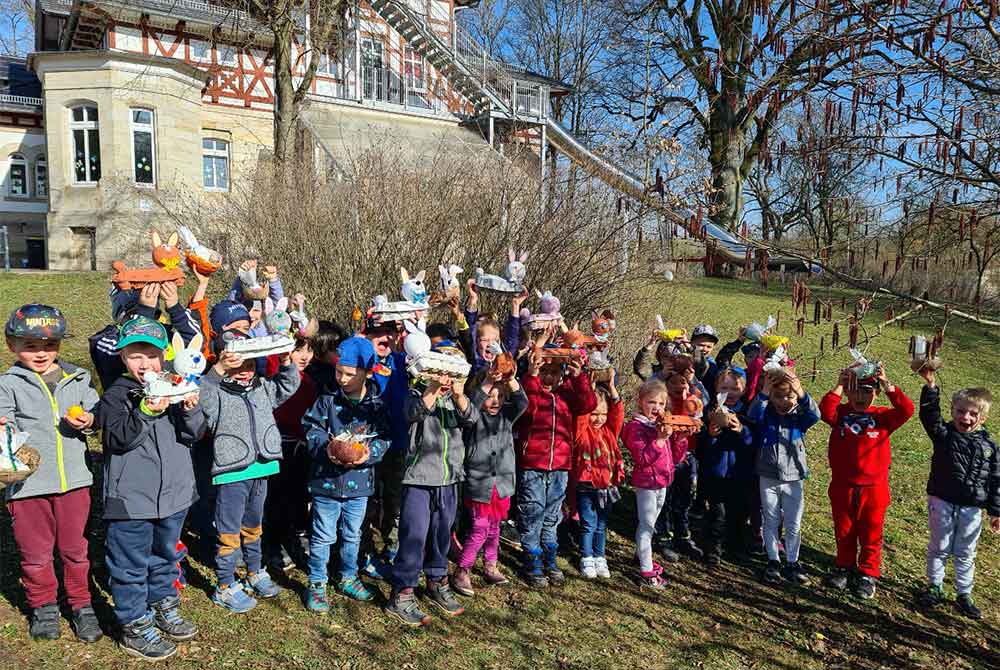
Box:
[262,438,312,560]
[701,476,752,554]
[654,454,696,542]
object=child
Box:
[98,316,205,660]
[916,368,999,620]
[700,368,755,566]
[386,345,479,626]
[748,370,820,586]
[0,305,101,642]
[622,379,675,589]
[198,331,300,613]
[689,324,720,392]
[302,336,390,610]
[820,363,913,599]
[516,349,597,587]
[572,376,625,579]
[451,371,528,595]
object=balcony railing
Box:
[0,94,43,108]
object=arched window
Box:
[69,105,101,183]
[8,154,26,196]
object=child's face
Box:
[290,343,313,372]
[770,389,798,415]
[846,387,877,412]
[639,391,667,419]
[477,325,500,363]
[539,364,563,389]
[225,320,251,335]
[666,374,688,399]
[483,386,503,416]
[590,397,609,429]
[716,376,745,407]
[367,328,398,359]
[691,336,715,356]
[228,358,256,384]
[121,343,164,380]
[336,363,368,395]
[7,336,60,373]
[952,400,986,433]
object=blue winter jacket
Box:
[748,392,820,482]
[698,399,754,480]
[373,351,409,453]
[303,379,390,498]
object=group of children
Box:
[1,262,998,660]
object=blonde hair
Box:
[638,378,668,401]
[952,388,992,415]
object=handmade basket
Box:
[0,446,40,486]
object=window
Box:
[218,44,238,66]
[318,47,339,77]
[8,154,26,197]
[35,159,47,197]
[361,38,384,100]
[130,108,156,186]
[403,46,426,92]
[203,138,229,191]
[70,105,100,184]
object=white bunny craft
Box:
[142,332,207,403]
[403,319,471,380]
[474,247,528,294]
[264,297,293,337]
[369,268,432,323]
[237,260,270,301]
[288,293,319,338]
[438,264,464,300]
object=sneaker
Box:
[763,560,782,584]
[855,575,877,600]
[337,575,374,602]
[639,564,667,590]
[483,561,509,586]
[151,595,197,641]
[675,537,704,560]
[450,567,475,597]
[426,578,464,616]
[71,605,103,643]
[244,569,281,599]
[29,603,60,640]
[385,589,430,627]
[499,521,522,551]
[579,557,597,579]
[212,583,258,613]
[594,556,611,579]
[119,612,176,661]
[956,593,982,620]
[918,584,946,609]
[267,547,295,574]
[304,582,329,613]
[784,562,811,586]
[659,545,681,563]
[825,568,850,590]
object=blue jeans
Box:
[307,495,368,583]
[214,478,267,586]
[577,488,609,558]
[516,469,568,551]
[105,508,187,625]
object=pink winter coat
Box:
[622,416,675,490]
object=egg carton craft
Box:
[111,229,185,289]
[653,315,686,343]
[847,348,880,386]
[0,425,38,486]
[656,410,703,433]
[524,291,563,331]
[402,320,471,380]
[489,343,517,381]
[744,315,778,343]
[474,248,528,294]
[224,333,296,359]
[369,294,427,324]
[178,226,223,275]
[909,334,944,373]
[327,424,379,465]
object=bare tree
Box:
[0,0,34,56]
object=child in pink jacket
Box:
[622,378,676,590]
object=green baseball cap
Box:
[116,315,168,350]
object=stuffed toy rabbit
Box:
[400,268,429,305]
[264,297,292,337]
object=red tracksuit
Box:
[820,386,914,577]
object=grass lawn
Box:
[0,271,998,669]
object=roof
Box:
[507,67,573,95]
[38,0,259,31]
[0,56,42,98]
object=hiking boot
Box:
[267,547,295,574]
[360,553,393,581]
[762,560,782,585]
[450,567,475,597]
[639,564,667,590]
[337,575,374,602]
[499,521,522,551]
[522,547,548,588]
[71,605,103,643]
[656,543,681,563]
[825,568,850,590]
[151,595,197,641]
[385,589,430,627]
[212,583,258,613]
[594,556,611,579]
[855,575,877,600]
[918,584,946,609]
[675,536,704,560]
[542,543,565,586]
[425,578,464,616]
[956,594,982,620]
[29,603,60,640]
[244,569,281,599]
[304,582,329,613]
[119,612,176,661]
[784,562,811,586]
[483,560,509,586]
[705,551,722,569]
[579,556,597,579]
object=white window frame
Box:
[129,108,157,188]
[403,46,426,93]
[319,46,339,78]
[34,159,47,198]
[8,153,27,197]
[202,138,230,192]
[69,105,100,185]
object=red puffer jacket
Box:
[516,372,598,471]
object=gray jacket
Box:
[748,392,821,482]
[403,388,479,487]
[0,362,99,501]
[98,376,206,520]
[198,365,300,476]
[462,386,528,503]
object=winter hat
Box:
[5,304,67,340]
[210,300,251,335]
[337,336,376,370]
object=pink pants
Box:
[7,487,92,609]
[458,510,501,569]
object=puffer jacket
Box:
[302,379,390,499]
[462,385,528,503]
[698,400,755,480]
[622,416,675,490]
[402,387,480,487]
[198,364,300,476]
[516,372,597,471]
[921,385,1000,516]
[571,399,626,489]
[748,392,820,482]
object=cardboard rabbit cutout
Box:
[474,247,528,293]
[111,228,185,289]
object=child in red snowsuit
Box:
[819,363,913,599]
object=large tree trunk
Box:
[272,14,296,164]
[707,95,745,232]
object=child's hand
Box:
[527,349,543,375]
[181,392,200,411]
[918,365,936,387]
[145,396,170,413]
[64,410,95,431]
[159,281,179,308]
[991,516,1000,533]
[567,357,583,377]
[279,353,292,368]
[876,363,892,391]
[451,376,466,398]
[139,282,161,308]
[708,422,722,437]
[465,278,479,309]
[836,368,851,390]
[447,296,462,319]
[789,373,805,398]
[193,265,209,284]
[512,287,529,313]
[656,423,673,440]
[727,414,742,432]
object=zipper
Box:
[34,370,70,492]
[439,403,449,485]
[244,395,259,457]
[547,391,556,470]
